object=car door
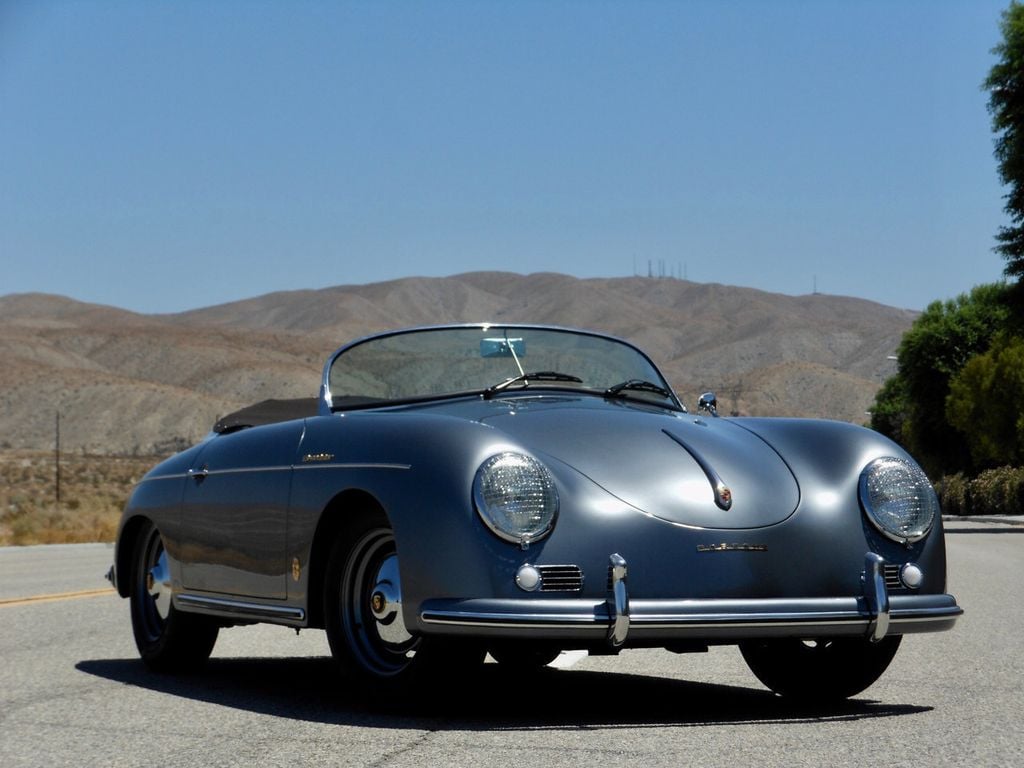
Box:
[179,421,305,599]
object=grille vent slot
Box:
[883,564,905,590]
[536,564,583,592]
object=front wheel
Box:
[323,514,483,694]
[129,521,219,672]
[740,635,902,701]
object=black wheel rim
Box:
[340,527,419,677]
[136,527,171,644]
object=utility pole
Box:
[55,410,61,508]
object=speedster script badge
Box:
[697,543,769,553]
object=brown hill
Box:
[0,274,914,455]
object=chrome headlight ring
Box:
[858,456,938,545]
[473,452,559,548]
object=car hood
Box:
[453,397,800,530]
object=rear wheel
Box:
[740,635,902,701]
[129,521,218,672]
[324,513,483,694]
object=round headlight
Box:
[473,452,558,546]
[858,456,938,544]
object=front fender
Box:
[287,411,544,618]
[730,418,949,592]
[113,445,202,598]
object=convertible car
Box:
[108,323,961,701]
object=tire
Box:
[489,642,561,670]
[323,513,483,694]
[129,521,219,672]
[739,635,902,702]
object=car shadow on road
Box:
[76,656,930,729]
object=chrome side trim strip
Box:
[144,467,292,481]
[176,593,305,622]
[292,463,411,471]
[202,466,292,477]
[146,463,411,481]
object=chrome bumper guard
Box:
[419,551,962,646]
[863,552,889,643]
[607,553,629,648]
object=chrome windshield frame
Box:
[318,323,683,415]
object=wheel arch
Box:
[115,515,153,598]
[306,489,390,628]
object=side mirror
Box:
[697,392,718,416]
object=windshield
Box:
[324,325,677,410]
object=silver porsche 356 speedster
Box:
[109,323,961,701]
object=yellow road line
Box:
[0,587,116,607]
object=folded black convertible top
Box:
[213,398,320,434]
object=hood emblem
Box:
[663,429,733,510]
[715,483,733,510]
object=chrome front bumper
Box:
[419,553,963,647]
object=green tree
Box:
[985,1,1024,281]
[946,335,1024,467]
[868,374,908,444]
[870,283,1010,476]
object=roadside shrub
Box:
[936,473,970,516]
[1007,468,1024,516]
[938,465,1024,516]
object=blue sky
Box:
[0,0,1013,313]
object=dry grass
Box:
[0,450,164,545]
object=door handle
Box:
[188,465,209,482]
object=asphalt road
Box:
[1,522,1021,768]
[0,542,115,600]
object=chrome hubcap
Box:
[369,554,409,645]
[147,549,171,620]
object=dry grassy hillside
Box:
[0,451,155,545]
[1,273,915,456]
